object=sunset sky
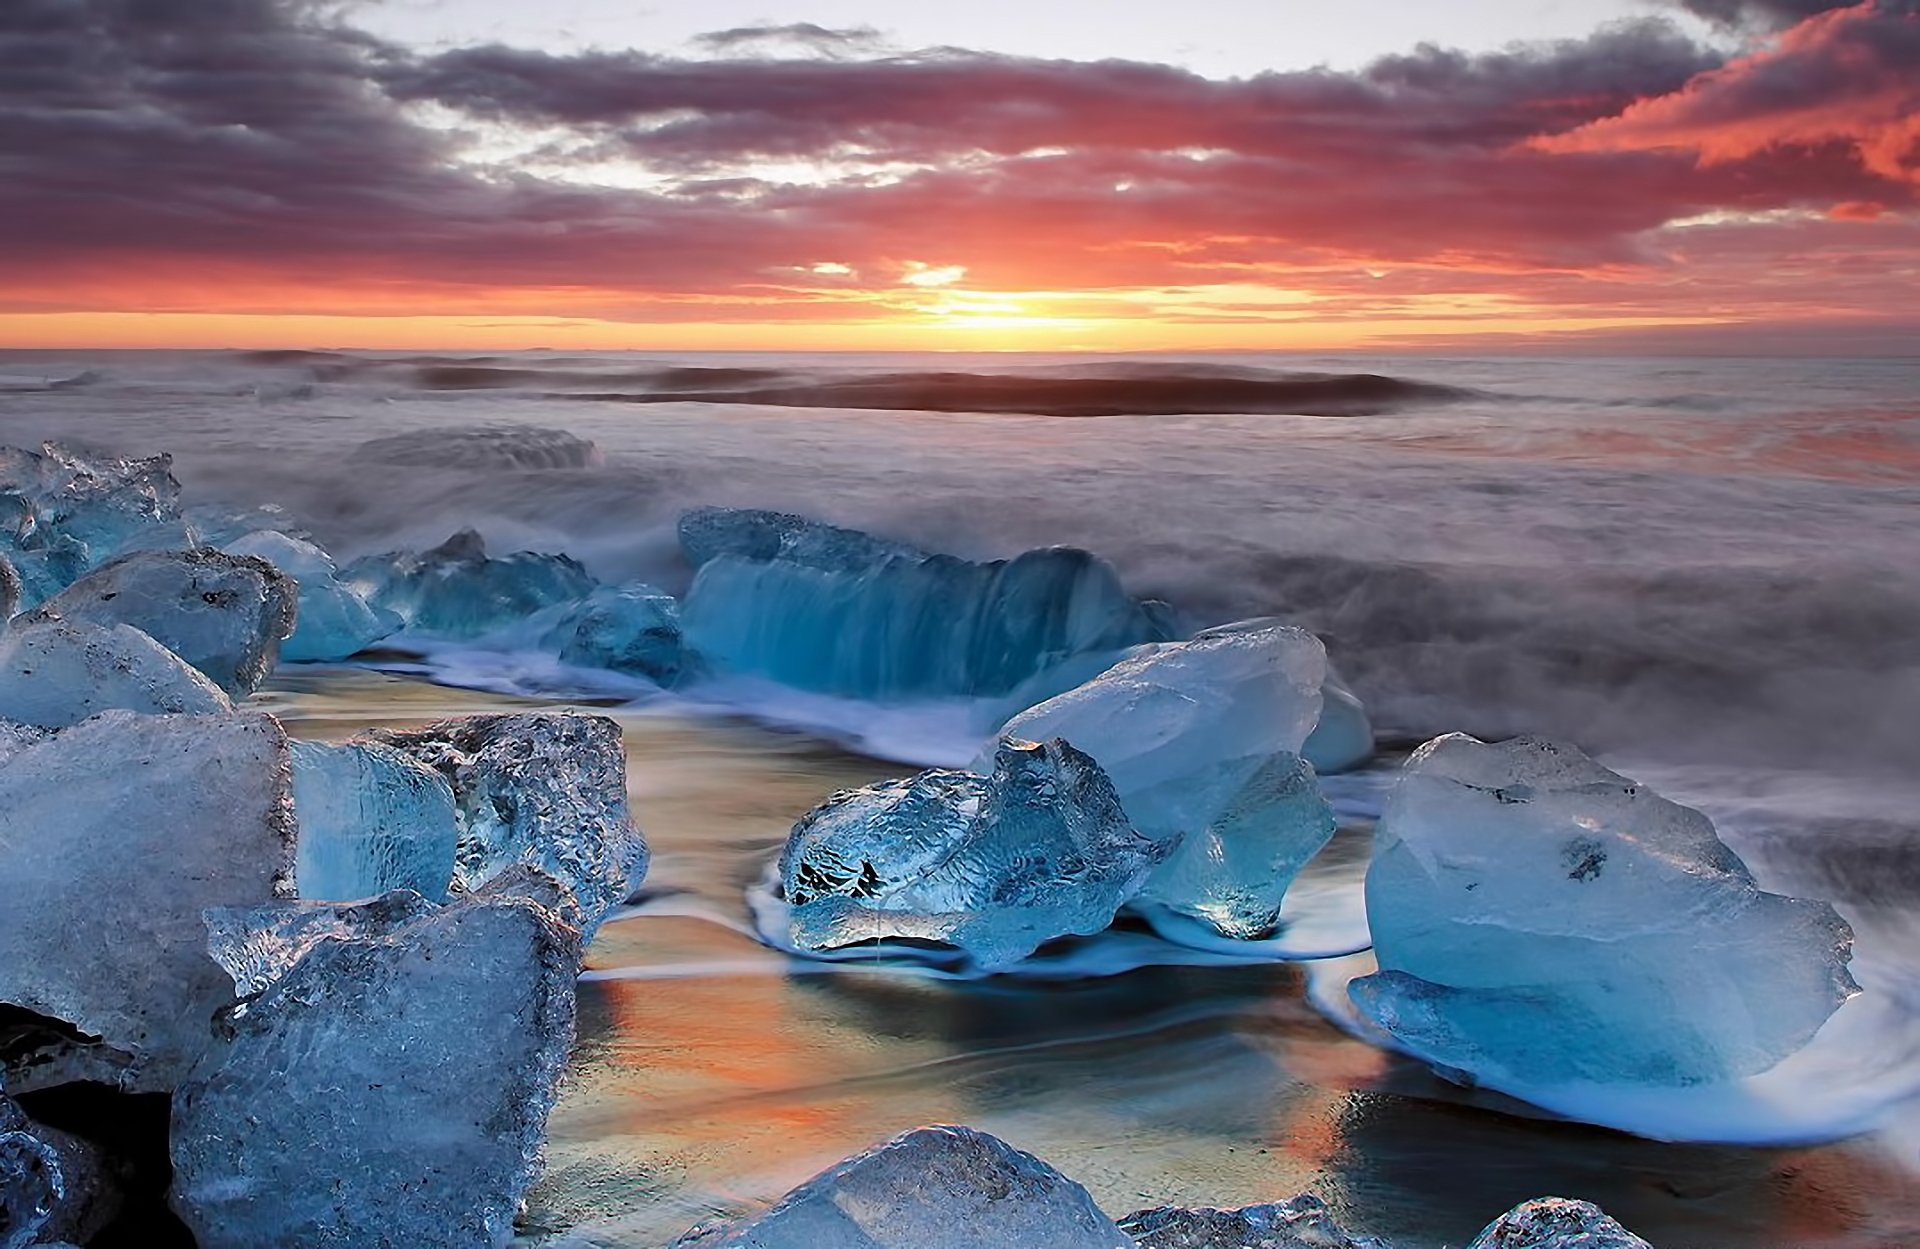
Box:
[6,0,1917,352]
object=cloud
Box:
[1663,0,1859,30]
[689,23,887,58]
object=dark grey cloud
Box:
[690,23,886,56]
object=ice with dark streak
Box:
[0,711,293,1094]
[540,581,688,684]
[342,528,595,641]
[170,889,580,1249]
[289,739,459,903]
[783,738,1157,971]
[369,712,646,936]
[1118,1193,1388,1248]
[678,507,1174,701]
[1350,734,1858,1088]
[1465,1197,1654,1248]
[24,548,296,696]
[223,530,399,661]
[0,443,187,610]
[668,1125,1132,1248]
[987,620,1340,940]
[0,618,229,728]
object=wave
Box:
[348,425,603,471]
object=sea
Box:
[2,348,1916,1247]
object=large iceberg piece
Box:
[342,528,595,640]
[1466,1198,1653,1249]
[0,443,187,610]
[0,619,229,728]
[783,738,1156,970]
[1118,1193,1386,1248]
[223,530,398,661]
[542,581,687,683]
[1350,734,1858,1088]
[988,620,1339,939]
[0,712,293,1093]
[370,712,646,935]
[24,549,296,696]
[290,739,459,903]
[669,1125,1131,1248]
[678,507,1173,701]
[170,890,580,1249]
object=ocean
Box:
[3,348,1916,1246]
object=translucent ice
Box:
[1466,1198,1653,1249]
[783,738,1158,970]
[343,529,595,640]
[204,891,441,999]
[0,443,185,610]
[0,1128,59,1249]
[1118,1193,1387,1248]
[543,581,687,683]
[678,508,1172,700]
[0,619,230,728]
[1350,734,1858,1088]
[290,739,459,903]
[223,530,398,661]
[171,890,580,1249]
[0,712,293,1093]
[25,549,296,696]
[1304,667,1374,774]
[370,712,647,935]
[668,1125,1131,1249]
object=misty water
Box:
[4,349,1918,1246]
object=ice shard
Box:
[678,507,1172,701]
[0,619,229,728]
[223,530,399,661]
[783,738,1157,970]
[987,620,1339,939]
[170,890,580,1249]
[668,1125,1132,1249]
[1466,1198,1654,1249]
[0,443,185,610]
[1350,734,1858,1088]
[24,549,296,696]
[0,711,294,1093]
[290,739,459,903]
[544,581,688,683]
[342,529,595,641]
[1118,1194,1386,1248]
[370,712,646,935]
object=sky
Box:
[4,0,1918,352]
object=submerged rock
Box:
[371,712,646,935]
[1466,1197,1653,1248]
[678,507,1172,701]
[343,528,595,641]
[669,1124,1131,1248]
[1351,734,1858,1088]
[0,619,229,728]
[989,620,1340,940]
[544,581,687,683]
[25,549,296,696]
[290,739,459,903]
[783,738,1156,970]
[171,890,580,1249]
[0,712,293,1093]
[1119,1193,1386,1248]
[223,530,398,661]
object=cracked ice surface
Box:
[668,1125,1132,1249]
[782,738,1157,970]
[172,890,580,1249]
[1466,1197,1653,1248]
[1350,734,1858,1088]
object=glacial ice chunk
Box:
[0,1129,60,1249]
[24,549,296,696]
[1350,734,1858,1088]
[1118,1193,1387,1248]
[543,581,687,683]
[342,528,595,640]
[223,530,399,661]
[170,890,580,1249]
[678,508,1172,700]
[1466,1197,1653,1249]
[0,619,230,728]
[668,1125,1131,1248]
[1304,666,1374,774]
[0,711,294,1093]
[290,739,459,903]
[203,892,442,999]
[783,738,1158,970]
[370,712,646,935]
[0,443,185,610]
